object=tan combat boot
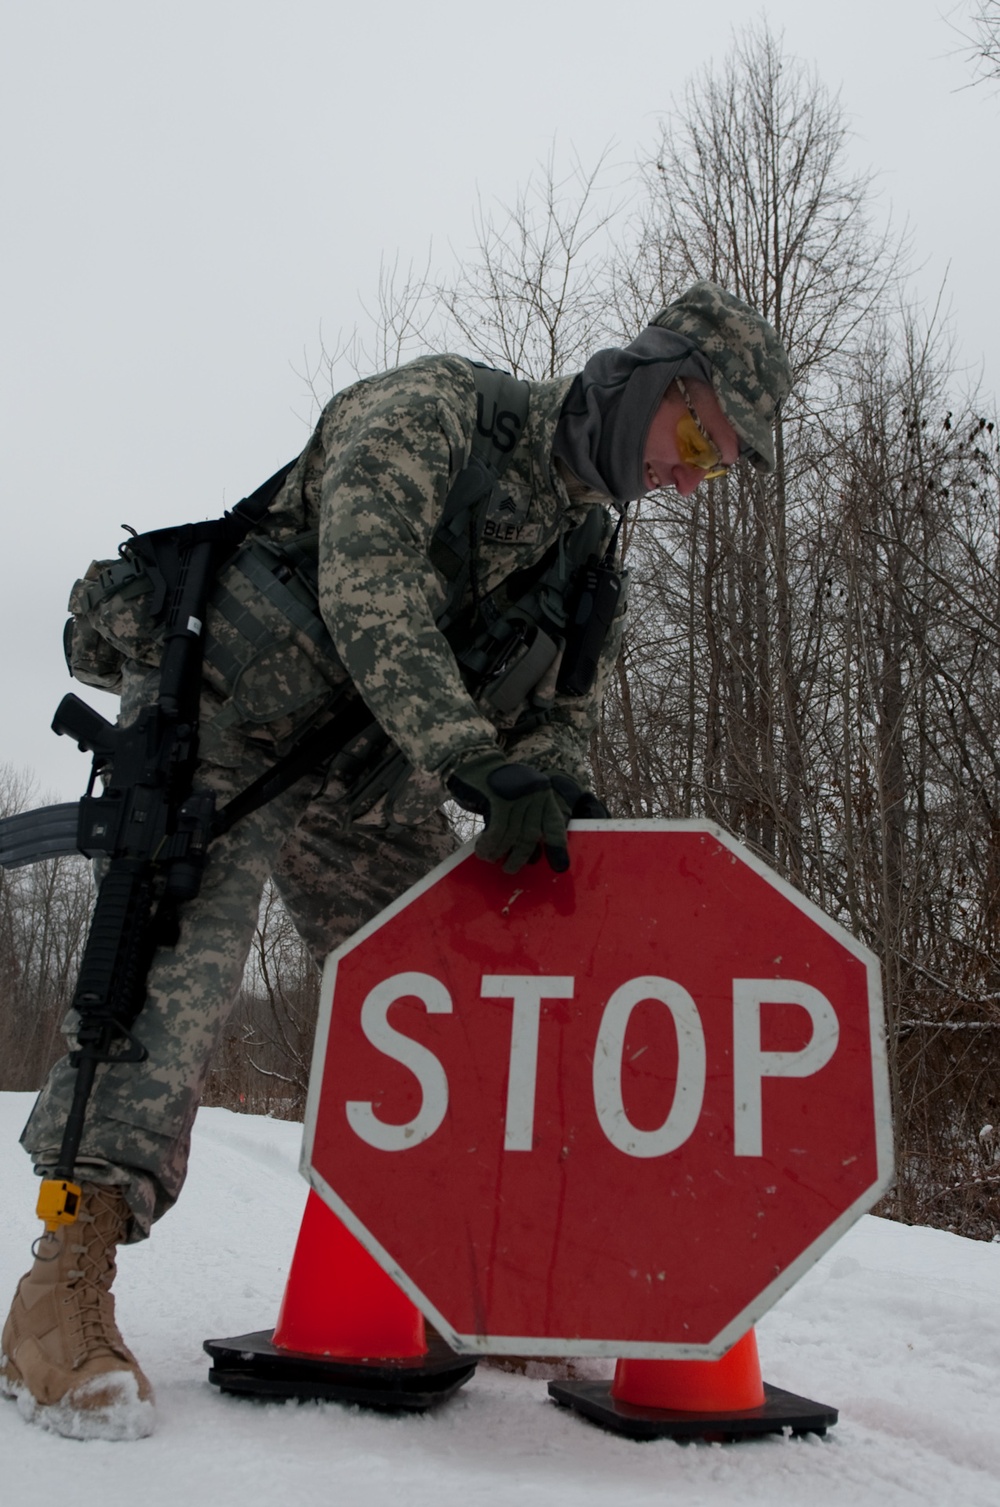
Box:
[0,1183,155,1440]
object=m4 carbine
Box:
[23,462,301,1233]
[19,484,387,1235]
[35,529,220,1232]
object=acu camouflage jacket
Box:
[255,354,626,801]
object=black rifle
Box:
[35,526,221,1230]
[31,516,393,1231]
[30,463,315,1231]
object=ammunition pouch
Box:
[64,524,350,750]
[64,556,159,693]
[482,625,562,714]
[201,533,348,736]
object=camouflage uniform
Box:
[259,355,617,790]
[22,356,624,1239]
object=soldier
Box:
[0,282,790,1439]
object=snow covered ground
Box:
[1,1090,997,1506]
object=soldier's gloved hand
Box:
[548,773,610,821]
[448,750,570,874]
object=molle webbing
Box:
[429,365,531,623]
[73,458,300,637]
[202,535,332,690]
[74,555,154,616]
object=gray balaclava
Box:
[553,282,792,507]
[552,328,714,507]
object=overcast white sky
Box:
[2,0,997,803]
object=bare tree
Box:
[296,248,442,425]
[0,765,94,1091]
[624,22,901,385]
[437,148,622,378]
[598,20,903,882]
[298,147,621,415]
[959,2,1000,85]
[592,24,1000,1233]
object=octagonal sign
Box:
[301,822,891,1358]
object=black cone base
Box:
[205,1328,477,1411]
[548,1378,837,1442]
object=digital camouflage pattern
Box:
[651,282,791,472]
[268,354,622,791]
[23,355,626,1235]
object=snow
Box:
[1,1092,998,1505]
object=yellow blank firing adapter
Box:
[37,1178,83,1232]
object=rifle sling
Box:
[210,693,379,840]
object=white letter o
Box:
[593,976,706,1157]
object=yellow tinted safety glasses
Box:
[675,379,729,480]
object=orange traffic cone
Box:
[272,1190,426,1358]
[205,1190,477,1410]
[548,1328,837,1442]
[611,1328,764,1413]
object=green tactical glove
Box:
[448,750,571,874]
[547,773,610,822]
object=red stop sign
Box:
[302,823,891,1358]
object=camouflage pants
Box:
[20,680,456,1242]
